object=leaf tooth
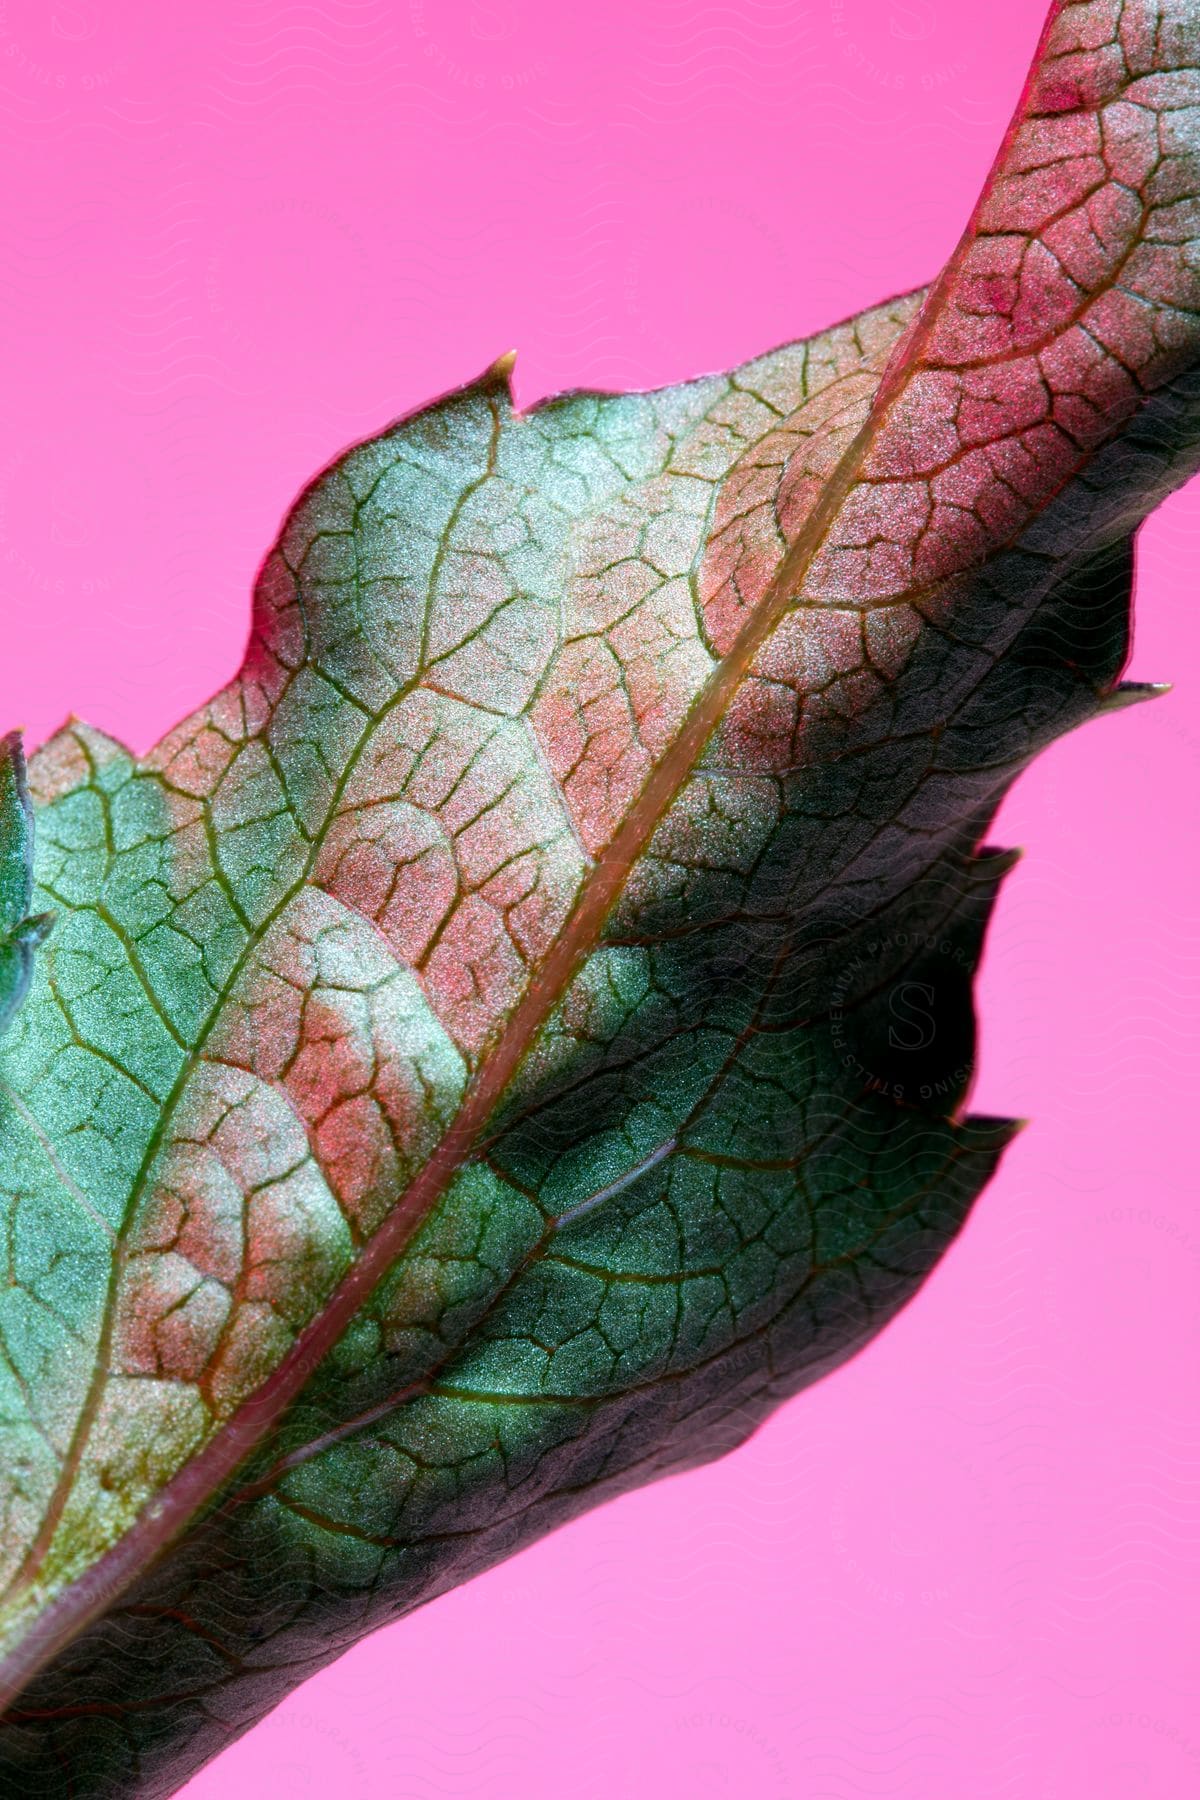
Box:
[13,913,53,948]
[1097,680,1172,712]
[957,1113,1028,1148]
[974,844,1024,879]
[480,347,518,394]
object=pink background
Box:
[1,2,1198,1793]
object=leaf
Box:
[2,1,1200,1790]
[0,735,52,1041]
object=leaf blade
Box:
[3,2,1200,1787]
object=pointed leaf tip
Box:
[978,845,1024,876]
[19,912,54,949]
[963,1114,1029,1145]
[1100,681,1172,712]
[482,348,518,392]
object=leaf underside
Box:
[3,2,1200,1792]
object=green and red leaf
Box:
[2,2,1200,1791]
